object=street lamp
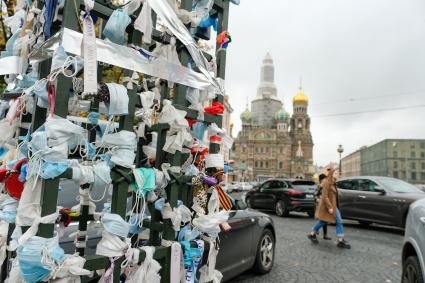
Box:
[337,144,344,175]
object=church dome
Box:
[240,108,252,123]
[275,108,289,122]
[293,88,309,105]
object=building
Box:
[233,53,314,181]
[341,139,425,184]
[341,149,362,177]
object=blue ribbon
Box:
[43,0,59,39]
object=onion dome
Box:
[240,107,252,123]
[274,108,289,122]
[293,88,309,105]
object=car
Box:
[58,180,276,282]
[336,176,425,228]
[401,198,425,283]
[244,178,316,217]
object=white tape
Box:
[0,56,21,75]
[205,154,224,169]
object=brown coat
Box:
[315,179,338,223]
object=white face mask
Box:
[105,83,129,116]
[96,231,130,258]
[44,116,87,148]
[126,246,161,283]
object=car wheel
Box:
[253,229,275,274]
[275,200,289,217]
[246,197,253,208]
[402,256,424,283]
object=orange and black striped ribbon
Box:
[214,184,232,211]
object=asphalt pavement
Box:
[230,211,404,283]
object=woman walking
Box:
[308,167,350,249]
[314,173,331,240]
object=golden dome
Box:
[293,88,309,105]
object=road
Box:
[230,212,404,283]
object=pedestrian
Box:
[314,173,331,240]
[308,167,351,248]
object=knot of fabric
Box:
[126,246,161,283]
[50,253,91,281]
[162,202,192,232]
[123,72,140,90]
[96,231,131,258]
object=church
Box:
[233,53,314,181]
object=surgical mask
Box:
[44,116,87,148]
[102,8,131,45]
[105,83,129,116]
[192,122,208,141]
[0,195,18,223]
[0,28,21,58]
[96,231,130,258]
[0,100,9,118]
[93,161,112,191]
[51,46,68,72]
[17,234,65,283]
[40,161,68,179]
[101,213,130,238]
[132,167,155,196]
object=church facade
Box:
[233,53,314,181]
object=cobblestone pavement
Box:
[231,212,404,283]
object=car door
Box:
[355,179,398,225]
[262,181,285,209]
[217,210,255,280]
[336,179,360,219]
[251,181,273,208]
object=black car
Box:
[245,179,316,217]
[58,180,276,282]
[336,176,425,228]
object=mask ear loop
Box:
[87,171,111,203]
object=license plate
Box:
[305,194,313,199]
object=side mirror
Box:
[375,187,386,195]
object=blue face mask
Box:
[17,235,65,283]
[17,75,37,90]
[34,85,49,109]
[40,161,68,179]
[30,129,48,152]
[129,213,146,234]
[199,15,218,31]
[101,213,130,238]
[132,167,156,196]
[0,146,8,161]
[0,196,18,223]
[192,122,208,141]
[93,161,111,190]
[103,9,131,45]
[0,28,21,58]
[51,46,68,72]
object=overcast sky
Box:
[224,0,425,166]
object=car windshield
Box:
[291,180,315,186]
[377,178,424,194]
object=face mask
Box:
[96,231,130,257]
[40,161,68,179]
[105,83,129,116]
[101,213,130,238]
[51,46,68,72]
[93,161,112,191]
[102,8,131,45]
[0,100,9,118]
[17,234,65,283]
[125,246,161,283]
[16,74,37,90]
[0,195,18,223]
[192,122,208,141]
[132,167,155,196]
[0,28,21,58]
[44,116,86,148]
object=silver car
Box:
[402,198,425,283]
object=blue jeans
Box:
[312,208,344,237]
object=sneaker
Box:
[337,239,351,249]
[323,236,332,240]
[307,233,319,244]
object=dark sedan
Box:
[337,176,425,228]
[58,180,276,282]
[245,179,316,217]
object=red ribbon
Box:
[204,101,224,115]
[48,83,56,116]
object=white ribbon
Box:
[0,221,9,268]
[0,56,22,75]
[82,10,98,95]
[162,203,192,232]
[198,240,222,283]
[134,0,152,44]
[123,72,140,90]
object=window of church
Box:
[266,161,269,168]
[255,161,258,168]
[260,161,263,168]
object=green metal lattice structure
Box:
[0,0,230,282]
